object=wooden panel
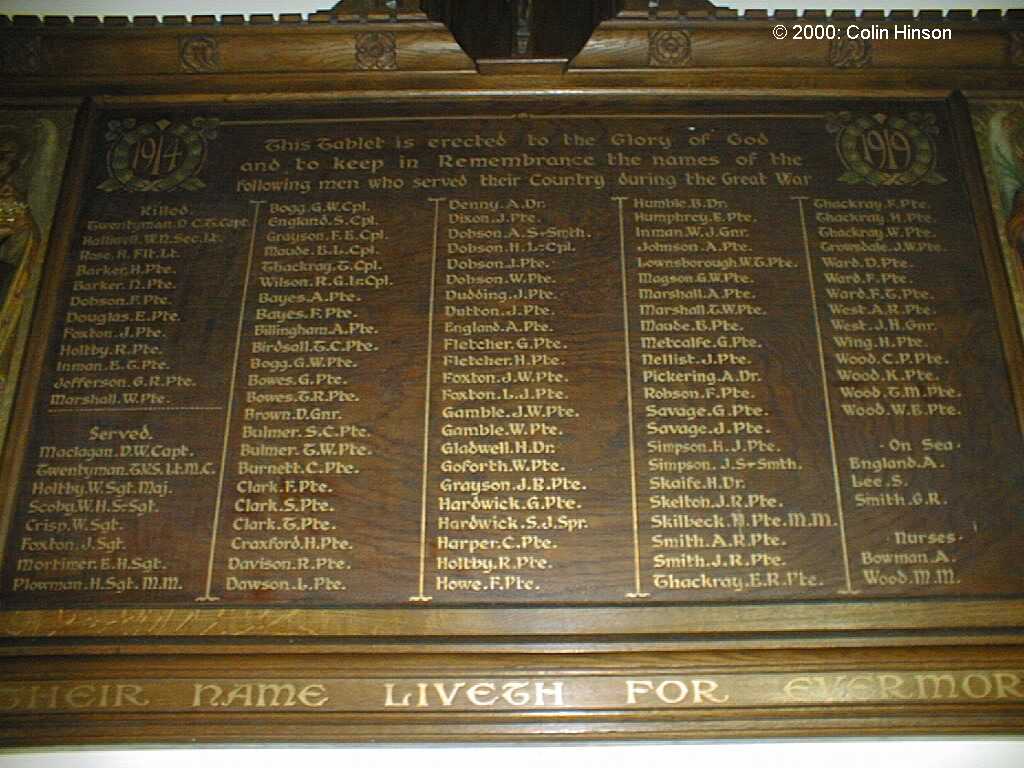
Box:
[0,7,1023,744]
[3,97,1022,616]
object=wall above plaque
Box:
[0,0,1022,745]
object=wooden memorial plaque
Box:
[0,0,1023,743]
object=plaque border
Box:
[1,598,1024,640]
[1,95,1024,642]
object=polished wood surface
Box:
[0,2,1022,744]
[4,97,1023,611]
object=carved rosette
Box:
[1011,32,1024,67]
[356,31,398,71]
[829,38,872,69]
[648,29,692,68]
[179,36,221,73]
[0,36,42,75]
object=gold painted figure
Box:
[1005,120,1024,261]
[972,101,1024,341]
[0,127,41,389]
[979,105,1024,262]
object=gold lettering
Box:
[845,675,874,699]
[433,682,465,707]
[466,683,498,707]
[193,683,222,708]
[296,684,328,708]
[0,688,20,710]
[66,685,96,709]
[624,678,727,705]
[781,672,1024,703]
[783,676,814,701]
[191,681,325,709]
[994,673,1024,699]
[0,683,149,710]
[691,678,729,704]
[26,685,58,710]
[534,681,564,706]
[383,683,412,708]
[961,673,993,700]
[914,673,957,700]
[221,685,254,708]
[502,681,531,706]
[877,673,913,700]
[115,684,149,707]
[381,679,565,708]
[255,683,298,708]
[658,681,688,704]
[626,680,653,704]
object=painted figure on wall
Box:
[974,102,1024,263]
[0,126,42,385]
[972,100,1024,341]
[0,112,70,452]
[1006,132,1024,260]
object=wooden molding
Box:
[572,11,1024,71]
[0,6,1023,745]
[0,13,475,79]
[1,647,1022,744]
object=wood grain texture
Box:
[0,8,1023,743]
[0,647,1021,744]
[571,17,1021,71]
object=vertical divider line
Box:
[198,199,264,602]
[614,197,649,599]
[794,196,857,595]
[410,197,444,603]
